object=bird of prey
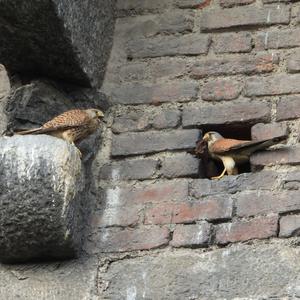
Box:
[17,108,104,154]
[202,131,285,179]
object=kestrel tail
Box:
[202,131,286,180]
[16,108,104,154]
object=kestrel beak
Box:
[96,110,104,118]
[203,133,209,142]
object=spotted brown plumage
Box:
[202,131,286,179]
[17,108,104,146]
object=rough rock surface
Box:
[0,135,83,263]
[0,0,116,87]
[0,64,10,135]
[102,241,300,299]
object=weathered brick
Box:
[99,159,158,180]
[160,153,200,178]
[126,11,194,39]
[245,74,300,96]
[175,0,211,9]
[117,0,172,13]
[112,129,200,156]
[127,34,210,59]
[145,197,233,224]
[287,51,300,73]
[251,123,289,140]
[112,108,181,133]
[263,0,289,3]
[191,53,278,78]
[250,146,300,167]
[104,181,189,209]
[129,180,189,204]
[256,29,300,50]
[170,222,211,247]
[152,109,181,130]
[98,227,170,252]
[236,190,300,217]
[201,78,243,101]
[282,171,300,190]
[118,58,187,82]
[219,0,255,8]
[200,5,290,31]
[277,96,300,121]
[182,101,271,127]
[190,170,279,198]
[111,81,198,105]
[280,215,300,237]
[213,33,252,54]
[93,206,141,227]
[215,215,279,244]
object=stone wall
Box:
[1,0,300,299]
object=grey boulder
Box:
[0,135,83,263]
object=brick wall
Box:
[89,1,300,295]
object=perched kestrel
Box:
[17,108,104,151]
[203,131,285,179]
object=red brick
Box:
[213,33,252,54]
[145,197,233,225]
[279,215,300,237]
[182,100,271,127]
[200,5,290,31]
[112,129,200,156]
[191,53,278,78]
[256,29,300,50]
[98,227,170,252]
[103,181,188,209]
[171,222,211,248]
[201,78,243,101]
[236,190,300,217]
[251,123,288,140]
[277,96,300,121]
[111,81,198,105]
[219,0,255,8]
[130,180,189,205]
[215,215,279,244]
[127,34,210,59]
[250,146,300,167]
[245,74,300,96]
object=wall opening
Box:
[197,123,253,179]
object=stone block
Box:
[213,32,252,53]
[219,0,255,8]
[0,135,83,263]
[277,96,300,121]
[251,122,288,140]
[0,64,10,135]
[280,215,300,237]
[0,0,115,87]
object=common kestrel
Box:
[203,131,285,179]
[17,108,104,151]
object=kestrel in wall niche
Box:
[17,109,104,152]
[203,131,285,180]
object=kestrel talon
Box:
[17,108,104,146]
[203,131,285,180]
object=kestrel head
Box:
[203,131,223,145]
[85,108,105,120]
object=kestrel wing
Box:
[42,109,90,131]
[211,137,285,155]
[210,139,252,154]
